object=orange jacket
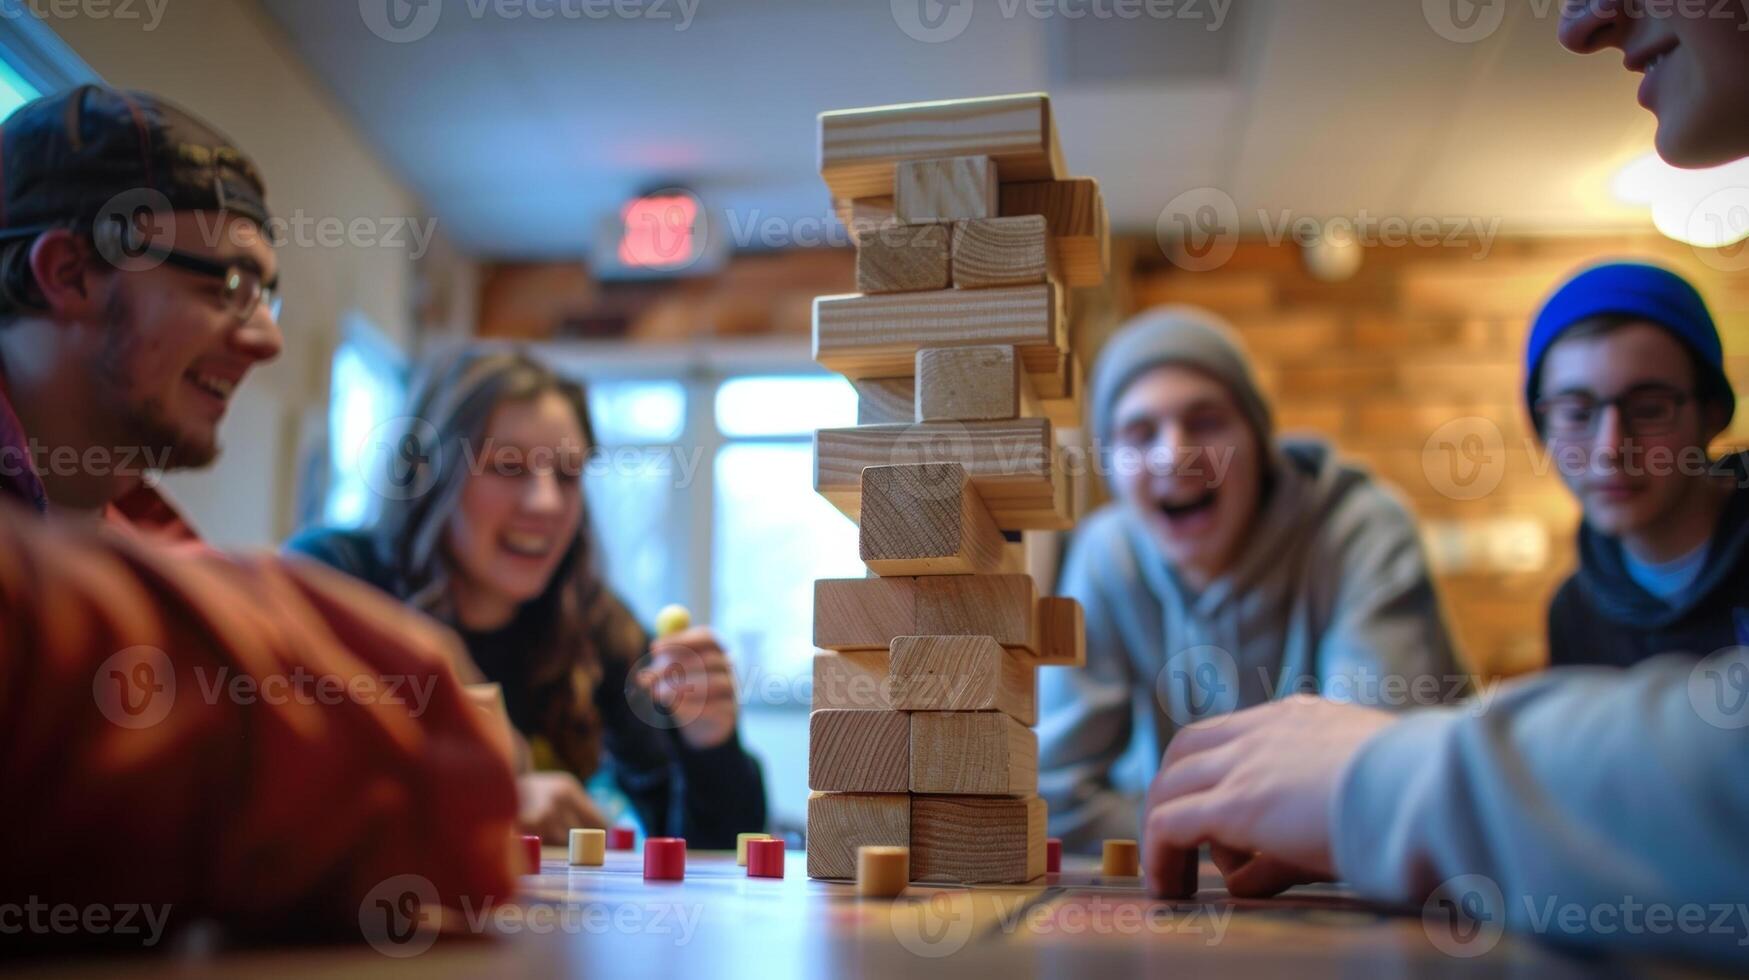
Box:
[0,505,519,945]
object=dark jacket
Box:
[1548,451,1749,667]
[285,526,767,849]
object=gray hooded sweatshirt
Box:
[1334,647,1749,966]
[1041,438,1467,848]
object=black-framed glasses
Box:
[137,245,281,324]
[1534,384,1692,439]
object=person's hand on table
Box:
[518,771,607,843]
[1143,695,1397,899]
[635,624,740,751]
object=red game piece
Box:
[746,838,785,878]
[643,837,686,881]
[607,826,636,851]
[521,834,543,875]
[1046,837,1062,874]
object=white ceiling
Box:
[258,0,1659,260]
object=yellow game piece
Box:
[737,832,774,867]
[857,845,909,897]
[1102,839,1140,877]
[654,604,692,639]
[569,828,606,867]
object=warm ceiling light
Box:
[1611,152,1749,249]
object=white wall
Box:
[48,0,433,547]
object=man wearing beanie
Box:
[1140,8,1749,964]
[1527,261,1746,667]
[1038,305,1464,849]
[0,87,519,945]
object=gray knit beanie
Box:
[1089,305,1274,452]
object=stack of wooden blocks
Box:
[804,93,1110,886]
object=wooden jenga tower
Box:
[804,93,1109,885]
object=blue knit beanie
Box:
[1525,261,1733,424]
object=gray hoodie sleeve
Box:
[1332,648,1749,964]
[1314,487,1468,706]
[1039,511,1147,851]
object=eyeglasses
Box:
[1534,384,1692,439]
[137,245,281,324]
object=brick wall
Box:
[1121,235,1749,679]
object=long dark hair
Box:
[373,346,615,777]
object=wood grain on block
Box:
[910,711,1038,795]
[806,792,909,880]
[895,156,998,224]
[818,93,1064,201]
[836,196,897,244]
[916,344,1021,422]
[1036,352,1084,429]
[811,650,893,710]
[999,178,1110,287]
[910,795,1046,884]
[808,709,910,793]
[859,463,1009,576]
[813,418,1070,530]
[813,575,1038,652]
[813,284,1062,381]
[851,377,916,426]
[952,216,1052,289]
[856,222,949,294]
[889,635,1037,725]
[915,574,1039,647]
[1033,596,1085,667]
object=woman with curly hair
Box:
[288,347,765,847]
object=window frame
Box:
[538,337,845,680]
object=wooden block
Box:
[1102,839,1140,877]
[568,828,605,866]
[999,178,1110,287]
[896,156,997,224]
[1032,596,1085,667]
[916,345,1021,422]
[814,418,1069,530]
[811,650,894,710]
[910,711,1037,795]
[808,709,910,793]
[736,832,773,867]
[910,795,1046,884]
[856,222,949,294]
[1036,352,1084,429]
[818,93,1065,201]
[889,635,1037,725]
[851,377,916,425]
[858,463,1008,576]
[837,196,897,244]
[813,284,1063,381]
[952,216,1052,289]
[857,846,910,897]
[813,575,1038,652]
[807,792,909,880]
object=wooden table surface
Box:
[17,849,1724,978]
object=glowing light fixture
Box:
[1611,152,1749,249]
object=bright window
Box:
[0,58,37,119]
[560,364,864,699]
[590,379,686,445]
[711,443,862,684]
[584,380,688,629]
[715,375,857,437]
[323,320,406,529]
